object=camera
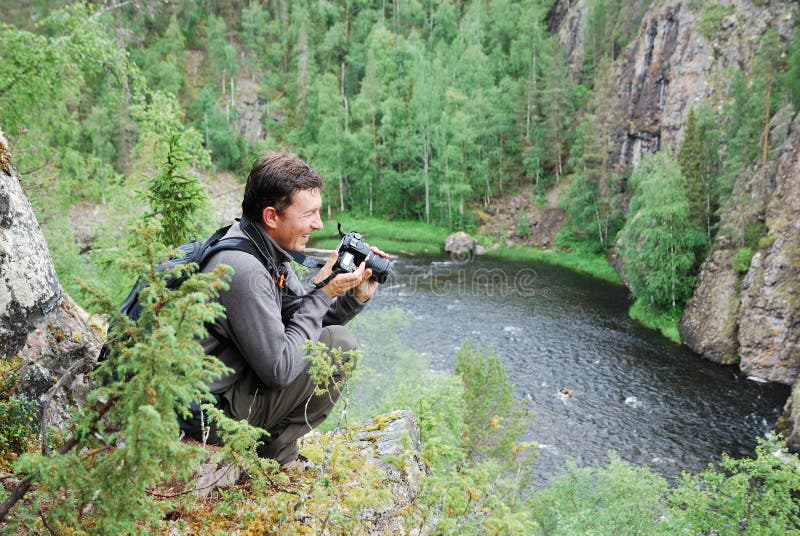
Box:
[335,224,393,283]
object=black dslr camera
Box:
[335,223,393,283]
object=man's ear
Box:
[261,206,279,229]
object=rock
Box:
[1,133,62,359]
[778,382,800,451]
[679,248,740,364]
[353,410,428,535]
[1,132,103,431]
[737,110,800,385]
[194,461,240,499]
[445,232,478,263]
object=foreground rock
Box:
[1,131,102,430]
[353,410,428,535]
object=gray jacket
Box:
[201,221,364,393]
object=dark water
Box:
[366,254,789,488]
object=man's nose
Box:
[311,213,323,230]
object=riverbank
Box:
[312,214,621,283]
[311,215,689,343]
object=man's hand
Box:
[314,246,391,302]
[314,251,371,299]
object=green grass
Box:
[629,299,682,344]
[484,247,622,285]
[310,215,623,285]
[309,214,451,255]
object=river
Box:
[362,253,789,487]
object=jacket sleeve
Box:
[209,251,333,389]
[323,292,366,327]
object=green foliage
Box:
[733,247,754,275]
[491,239,623,284]
[743,220,767,250]
[310,213,450,255]
[618,152,706,309]
[530,453,672,536]
[517,213,532,239]
[455,343,529,464]
[303,340,358,396]
[132,91,211,246]
[0,360,38,457]
[697,4,734,39]
[145,132,209,246]
[562,56,624,253]
[629,299,682,344]
[343,309,537,534]
[669,437,800,535]
[678,106,722,246]
[6,220,242,533]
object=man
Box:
[192,152,383,467]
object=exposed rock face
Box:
[682,108,800,385]
[480,185,565,249]
[234,78,266,144]
[0,131,102,428]
[679,248,741,364]
[736,109,800,384]
[0,132,62,359]
[613,0,796,168]
[549,1,800,444]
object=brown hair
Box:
[241,152,324,222]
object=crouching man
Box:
[184,152,387,467]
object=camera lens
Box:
[366,254,393,283]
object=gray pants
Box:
[220,325,356,465]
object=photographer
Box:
[189,152,387,468]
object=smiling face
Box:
[262,188,323,252]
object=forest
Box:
[2,0,800,533]
[3,0,799,334]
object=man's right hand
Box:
[314,251,374,299]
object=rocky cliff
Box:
[551,0,800,446]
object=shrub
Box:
[517,213,532,239]
[733,247,754,274]
[0,360,37,458]
[529,454,671,536]
[668,437,800,534]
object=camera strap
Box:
[312,268,345,290]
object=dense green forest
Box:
[3,0,799,334]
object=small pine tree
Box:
[454,343,529,464]
[0,221,253,533]
[133,91,211,247]
[677,106,721,246]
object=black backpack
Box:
[118,223,280,322]
[100,217,291,362]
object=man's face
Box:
[268,188,323,252]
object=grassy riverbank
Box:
[312,214,622,284]
[312,215,690,342]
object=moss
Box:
[697,4,734,38]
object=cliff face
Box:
[552,1,800,445]
[613,0,796,167]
